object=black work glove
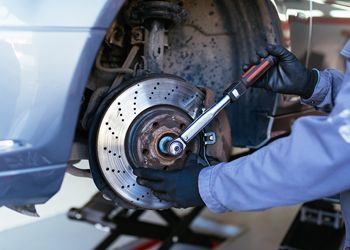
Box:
[243,44,319,99]
[133,154,205,208]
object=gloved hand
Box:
[132,154,205,208]
[243,44,319,99]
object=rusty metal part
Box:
[131,26,145,45]
[201,87,232,162]
[105,21,126,48]
[127,105,199,171]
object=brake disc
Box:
[89,75,205,209]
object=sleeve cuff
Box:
[341,39,350,58]
[301,69,330,106]
[198,163,228,213]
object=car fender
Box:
[0,0,125,205]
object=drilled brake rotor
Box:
[92,75,205,209]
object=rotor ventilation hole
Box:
[142,149,149,155]
[152,122,159,129]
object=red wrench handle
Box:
[241,55,277,87]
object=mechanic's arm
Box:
[200,45,348,212]
[200,104,350,212]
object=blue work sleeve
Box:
[199,69,349,213]
[302,69,344,111]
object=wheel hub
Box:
[127,105,199,171]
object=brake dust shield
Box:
[89,75,205,209]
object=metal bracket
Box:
[131,26,145,45]
[204,131,216,145]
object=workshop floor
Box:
[209,206,300,250]
[0,161,299,250]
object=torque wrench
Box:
[166,55,277,156]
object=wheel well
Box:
[78,0,283,151]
